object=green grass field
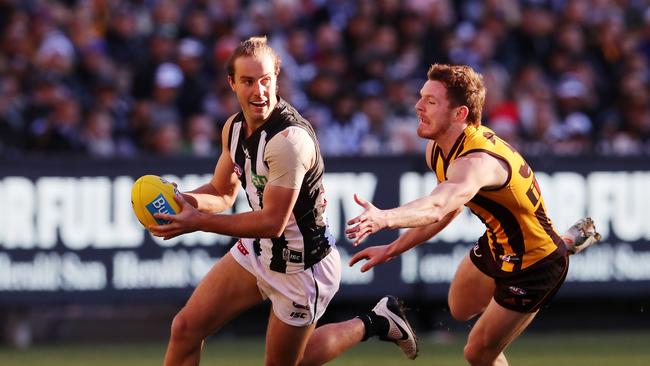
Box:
[1,331,649,365]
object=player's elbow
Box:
[261,219,287,238]
[220,191,238,208]
[424,211,443,224]
[220,198,236,212]
[427,200,463,225]
[267,226,285,238]
[447,189,475,212]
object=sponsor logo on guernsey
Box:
[236,240,249,256]
[251,174,267,190]
[233,163,243,178]
[146,194,174,225]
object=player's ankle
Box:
[357,312,388,341]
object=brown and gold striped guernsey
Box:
[430,125,564,273]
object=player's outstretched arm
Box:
[349,208,461,272]
[346,152,505,245]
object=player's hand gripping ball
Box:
[131,175,181,228]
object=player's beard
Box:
[417,116,453,140]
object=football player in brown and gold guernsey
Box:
[347,64,600,366]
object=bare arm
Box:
[346,152,507,245]
[349,208,461,272]
[386,207,461,256]
[192,184,299,237]
[150,126,310,240]
[384,153,503,227]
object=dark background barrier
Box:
[1,155,649,347]
[2,155,649,305]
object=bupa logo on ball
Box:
[146,194,175,225]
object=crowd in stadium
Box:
[0,0,649,158]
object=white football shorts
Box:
[230,238,341,327]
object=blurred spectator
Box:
[202,79,239,125]
[91,75,136,155]
[514,64,562,155]
[0,0,648,158]
[176,38,209,119]
[83,110,117,157]
[179,6,214,46]
[28,94,85,153]
[553,75,595,154]
[483,64,521,148]
[131,24,177,100]
[317,92,369,156]
[0,74,26,155]
[150,62,183,126]
[105,5,145,68]
[184,113,219,157]
[146,120,183,156]
[358,94,390,155]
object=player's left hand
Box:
[150,193,201,239]
[345,194,388,246]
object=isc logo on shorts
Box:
[289,311,307,319]
[283,248,303,263]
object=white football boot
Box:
[562,217,602,255]
[372,295,419,360]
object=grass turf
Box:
[1,331,649,365]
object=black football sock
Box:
[357,311,389,341]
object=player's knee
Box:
[463,340,498,366]
[266,356,300,366]
[448,303,474,321]
[448,306,466,321]
[169,311,197,341]
[463,343,485,365]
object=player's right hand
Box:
[349,244,393,273]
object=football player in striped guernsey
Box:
[150,36,418,365]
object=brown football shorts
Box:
[469,236,569,313]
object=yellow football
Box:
[131,175,181,228]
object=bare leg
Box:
[299,318,366,366]
[263,310,317,366]
[448,255,495,321]
[464,299,537,366]
[164,253,263,366]
[448,255,537,366]
[299,295,419,365]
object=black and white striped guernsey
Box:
[227,98,333,274]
